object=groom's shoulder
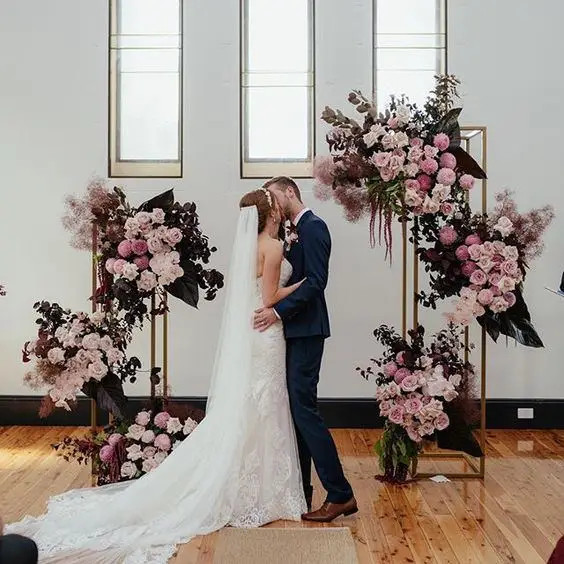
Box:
[303,212,330,236]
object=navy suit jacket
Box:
[274,210,331,339]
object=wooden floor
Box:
[1,427,563,563]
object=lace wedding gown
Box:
[7,207,306,563]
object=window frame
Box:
[239,0,316,179]
[372,0,448,111]
[108,0,184,178]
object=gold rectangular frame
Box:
[150,293,169,400]
[406,126,488,480]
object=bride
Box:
[7,187,307,563]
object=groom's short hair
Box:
[263,176,302,202]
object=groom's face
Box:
[270,187,291,219]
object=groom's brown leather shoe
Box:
[301,497,358,523]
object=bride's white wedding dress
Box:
[7,206,306,563]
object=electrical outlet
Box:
[517,407,534,419]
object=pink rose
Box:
[166,228,183,246]
[142,446,157,459]
[395,351,406,365]
[433,133,450,151]
[461,261,478,277]
[135,410,151,426]
[416,174,433,191]
[400,375,419,392]
[465,234,482,246]
[435,412,450,431]
[105,258,116,274]
[142,458,159,473]
[380,167,394,182]
[439,152,457,169]
[99,445,114,463]
[410,137,423,148]
[107,433,122,446]
[455,245,470,261]
[394,367,411,384]
[151,208,166,224]
[387,117,399,129]
[408,146,424,163]
[135,211,152,225]
[469,269,487,285]
[477,289,494,305]
[424,145,439,159]
[373,152,391,168]
[501,260,520,278]
[388,405,405,424]
[420,158,439,175]
[468,244,482,261]
[82,333,101,350]
[379,400,393,417]
[440,202,455,216]
[497,276,516,293]
[147,237,165,254]
[503,292,517,308]
[405,397,424,415]
[154,433,172,451]
[134,255,150,271]
[436,168,456,186]
[117,240,133,258]
[477,257,494,273]
[459,174,475,190]
[154,411,171,429]
[502,246,519,261]
[404,179,420,192]
[490,296,509,313]
[112,259,127,275]
[131,239,148,256]
[407,426,422,442]
[439,226,458,246]
[141,430,155,444]
[383,361,398,378]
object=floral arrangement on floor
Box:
[53,400,204,485]
[418,191,554,346]
[359,324,481,482]
[313,75,486,259]
[63,182,224,327]
[22,301,140,418]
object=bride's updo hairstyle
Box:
[239,188,274,234]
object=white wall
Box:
[0,0,562,400]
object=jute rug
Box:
[213,527,359,564]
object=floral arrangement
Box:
[63,182,224,327]
[53,402,203,485]
[359,324,481,482]
[22,301,140,418]
[418,191,553,346]
[314,75,486,259]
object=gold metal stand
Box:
[90,224,98,432]
[150,292,169,400]
[410,126,488,480]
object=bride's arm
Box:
[261,240,304,308]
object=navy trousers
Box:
[286,336,353,504]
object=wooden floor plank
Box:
[1,427,564,563]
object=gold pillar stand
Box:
[409,126,488,480]
[150,292,169,401]
[90,224,98,433]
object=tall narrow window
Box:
[109,0,183,178]
[241,0,314,178]
[373,0,446,110]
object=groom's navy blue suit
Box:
[275,210,353,505]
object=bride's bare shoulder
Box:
[259,237,283,262]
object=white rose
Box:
[47,347,66,365]
[395,104,411,125]
[90,311,105,325]
[137,271,157,292]
[88,360,108,382]
[182,418,198,436]
[166,417,183,435]
[393,132,409,148]
[120,461,138,479]
[493,216,514,237]
[121,263,139,281]
[126,424,145,441]
[106,347,124,365]
[98,335,113,352]
[449,374,462,387]
[126,444,143,461]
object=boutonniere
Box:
[284,222,299,251]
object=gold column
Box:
[90,224,98,432]
[163,293,169,400]
[410,126,488,480]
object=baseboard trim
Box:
[0,396,563,429]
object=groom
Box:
[254,176,357,522]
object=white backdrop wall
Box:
[0,0,562,399]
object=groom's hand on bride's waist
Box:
[254,307,278,332]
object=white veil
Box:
[7,206,260,564]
